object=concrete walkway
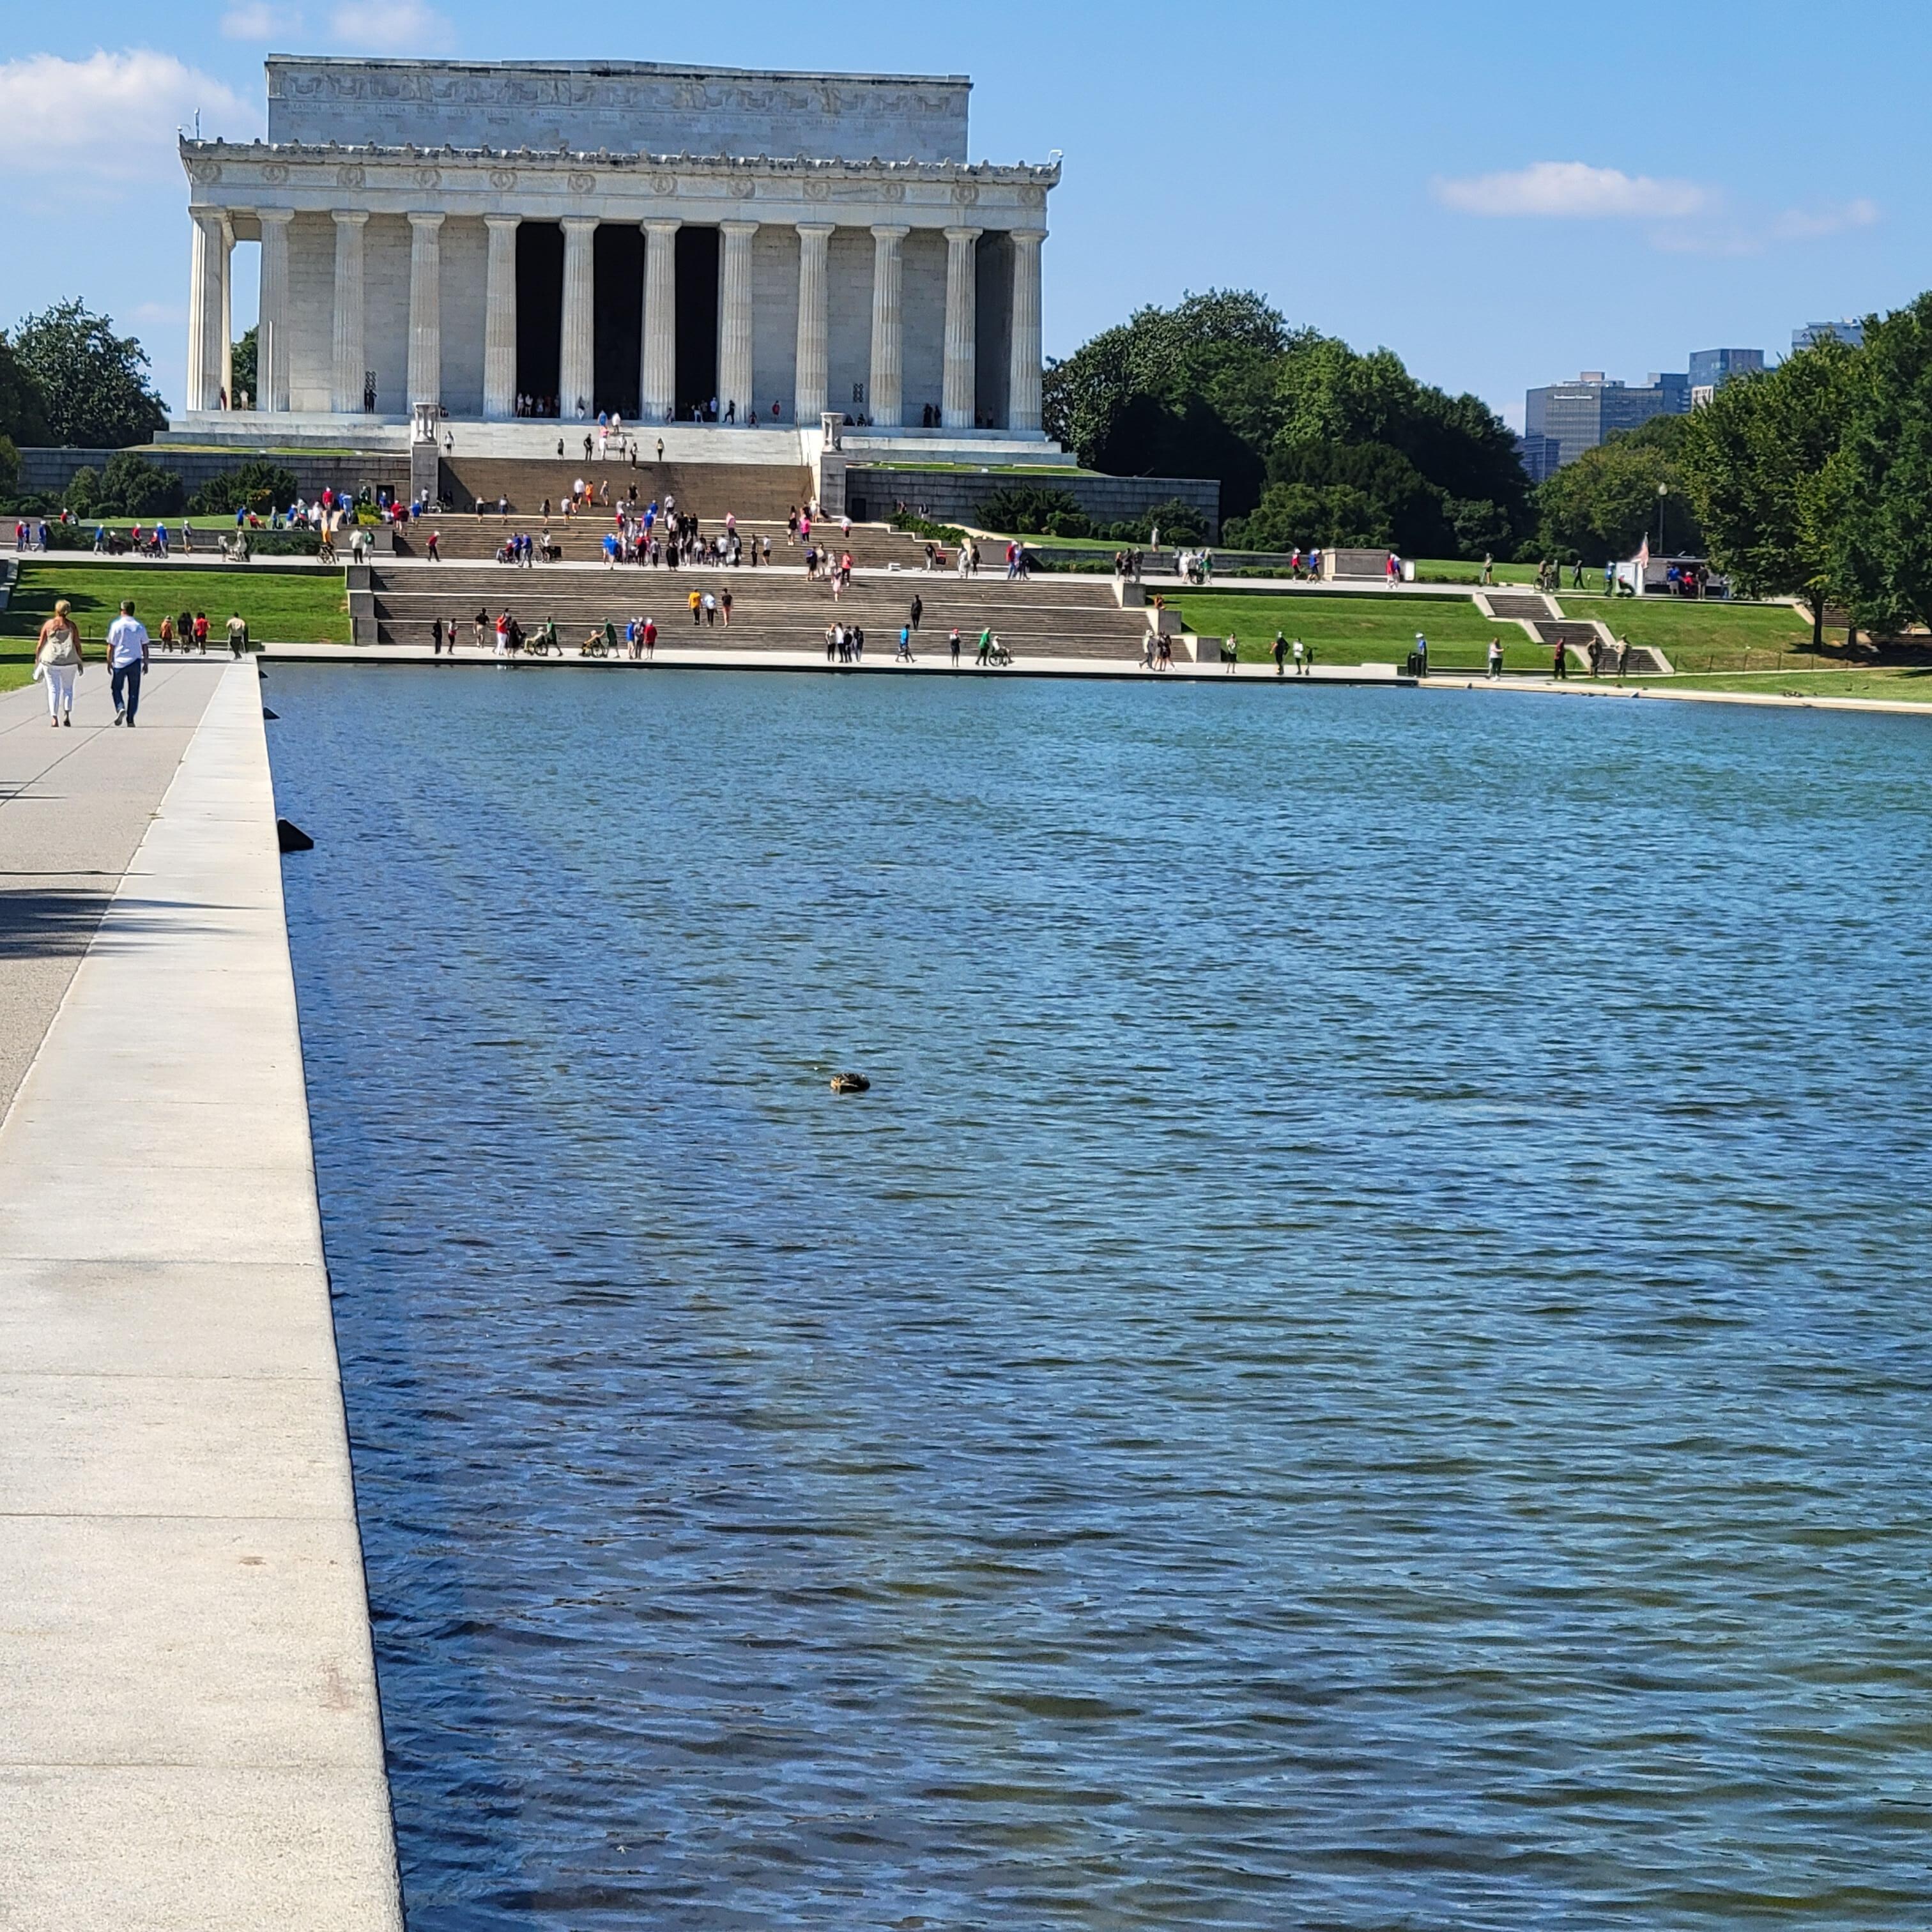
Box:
[251,638,1412,684]
[0,663,402,1931]
[0,661,227,1119]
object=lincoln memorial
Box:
[176,57,1058,457]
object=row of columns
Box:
[204,209,1045,431]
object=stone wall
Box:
[266,59,972,164]
[845,466,1222,539]
[17,447,411,505]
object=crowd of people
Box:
[27,595,250,729]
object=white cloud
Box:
[0,50,252,178]
[1433,160,1712,220]
[329,0,455,52]
[220,1,279,38]
[1772,198,1880,241]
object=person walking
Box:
[33,599,82,727]
[1292,636,1307,677]
[1272,629,1287,676]
[908,593,923,636]
[106,599,148,726]
[1486,636,1503,680]
[432,616,444,655]
[226,613,249,658]
[1551,637,1568,680]
[1480,552,1494,586]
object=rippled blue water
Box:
[270,666,1932,1930]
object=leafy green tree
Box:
[231,326,258,408]
[0,334,50,445]
[12,301,167,448]
[63,465,102,516]
[1225,482,1390,551]
[979,484,1091,537]
[1678,337,1857,645]
[1824,293,1932,634]
[1537,431,1700,564]
[0,433,19,498]
[188,458,298,517]
[1043,289,1528,544]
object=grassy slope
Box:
[0,564,349,691]
[1172,593,1552,670]
[1556,594,1813,663]
[1628,667,1932,703]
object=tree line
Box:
[0,301,170,500]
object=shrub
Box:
[980,484,1091,538]
[86,451,186,516]
[188,459,299,518]
[63,465,102,516]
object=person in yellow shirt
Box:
[689,588,702,625]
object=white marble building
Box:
[177,58,1058,457]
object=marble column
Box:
[1008,227,1045,433]
[185,208,225,412]
[793,222,832,423]
[640,218,679,423]
[406,212,444,411]
[257,208,293,413]
[560,216,597,418]
[719,220,757,424]
[868,224,908,429]
[942,226,980,431]
[330,210,368,415]
[220,217,235,407]
[482,214,519,420]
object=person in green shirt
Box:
[976,628,993,666]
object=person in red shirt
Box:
[192,611,210,652]
[642,617,657,661]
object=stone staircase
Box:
[438,455,813,525]
[364,561,1150,661]
[392,513,936,569]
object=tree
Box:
[979,484,1091,538]
[0,334,49,446]
[1536,429,1700,564]
[231,326,258,409]
[0,433,19,499]
[1824,293,1932,635]
[1678,337,1858,646]
[1225,482,1389,551]
[11,301,167,448]
[188,458,297,518]
[1043,289,1529,547]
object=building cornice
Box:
[179,139,1056,228]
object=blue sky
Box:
[0,0,1919,427]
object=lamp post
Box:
[1656,481,1669,555]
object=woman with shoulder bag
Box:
[34,599,83,728]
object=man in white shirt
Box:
[105,599,149,726]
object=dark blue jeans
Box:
[111,660,143,721]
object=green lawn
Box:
[1554,594,1815,666]
[1621,666,1932,703]
[1172,592,1552,671]
[1412,558,1544,586]
[0,563,349,689]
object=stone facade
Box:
[180,58,1055,449]
[843,468,1223,540]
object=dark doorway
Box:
[594,225,643,420]
[516,223,563,411]
[675,226,719,418]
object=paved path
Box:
[0,663,403,1932]
[0,661,227,1120]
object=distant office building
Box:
[1793,319,1865,351]
[1515,432,1562,484]
[1524,371,1691,474]
[1689,348,1765,390]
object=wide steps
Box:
[366,563,1147,660]
[440,455,813,525]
